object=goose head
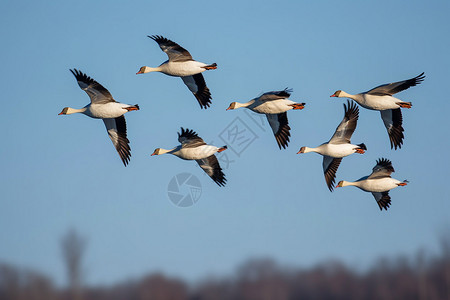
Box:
[226,101,251,110]
[151,148,163,156]
[336,180,351,188]
[330,90,343,98]
[226,102,238,110]
[297,146,315,154]
[151,148,173,156]
[297,147,306,154]
[58,107,81,115]
[136,66,156,74]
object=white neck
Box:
[160,148,176,155]
[338,91,357,100]
[303,146,319,154]
[341,180,359,187]
[66,107,87,115]
[235,100,255,109]
[142,66,162,73]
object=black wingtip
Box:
[376,158,394,172]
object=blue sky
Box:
[0,0,449,286]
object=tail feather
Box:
[217,145,227,153]
[357,143,367,150]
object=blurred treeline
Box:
[1,231,450,300]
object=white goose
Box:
[331,73,425,149]
[226,88,305,149]
[151,128,227,186]
[59,69,139,166]
[297,101,366,191]
[336,158,408,211]
[137,35,217,109]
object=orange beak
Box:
[136,71,143,75]
[335,185,340,188]
[58,112,63,115]
[330,94,336,97]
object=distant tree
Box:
[61,228,87,300]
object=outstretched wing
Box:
[70,69,114,104]
[323,156,343,192]
[148,35,193,62]
[103,116,131,166]
[366,73,425,96]
[380,109,404,150]
[196,155,226,186]
[178,127,206,148]
[181,74,212,109]
[372,191,392,211]
[368,158,395,179]
[258,88,292,102]
[329,100,359,144]
[266,112,291,149]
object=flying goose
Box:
[330,73,425,149]
[336,158,408,210]
[297,101,366,191]
[59,69,139,166]
[151,128,227,186]
[137,35,217,109]
[226,88,305,149]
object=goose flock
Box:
[59,35,424,211]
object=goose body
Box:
[301,143,363,158]
[353,94,404,111]
[147,60,211,77]
[336,158,408,210]
[298,101,365,191]
[345,177,403,193]
[59,69,139,166]
[331,73,425,149]
[75,102,137,119]
[137,35,217,109]
[167,144,223,161]
[227,88,305,149]
[152,128,227,186]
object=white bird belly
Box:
[251,100,293,114]
[320,143,359,158]
[358,178,400,192]
[86,103,127,119]
[360,95,401,110]
[162,61,207,77]
[176,145,218,160]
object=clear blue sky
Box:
[1,0,449,286]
